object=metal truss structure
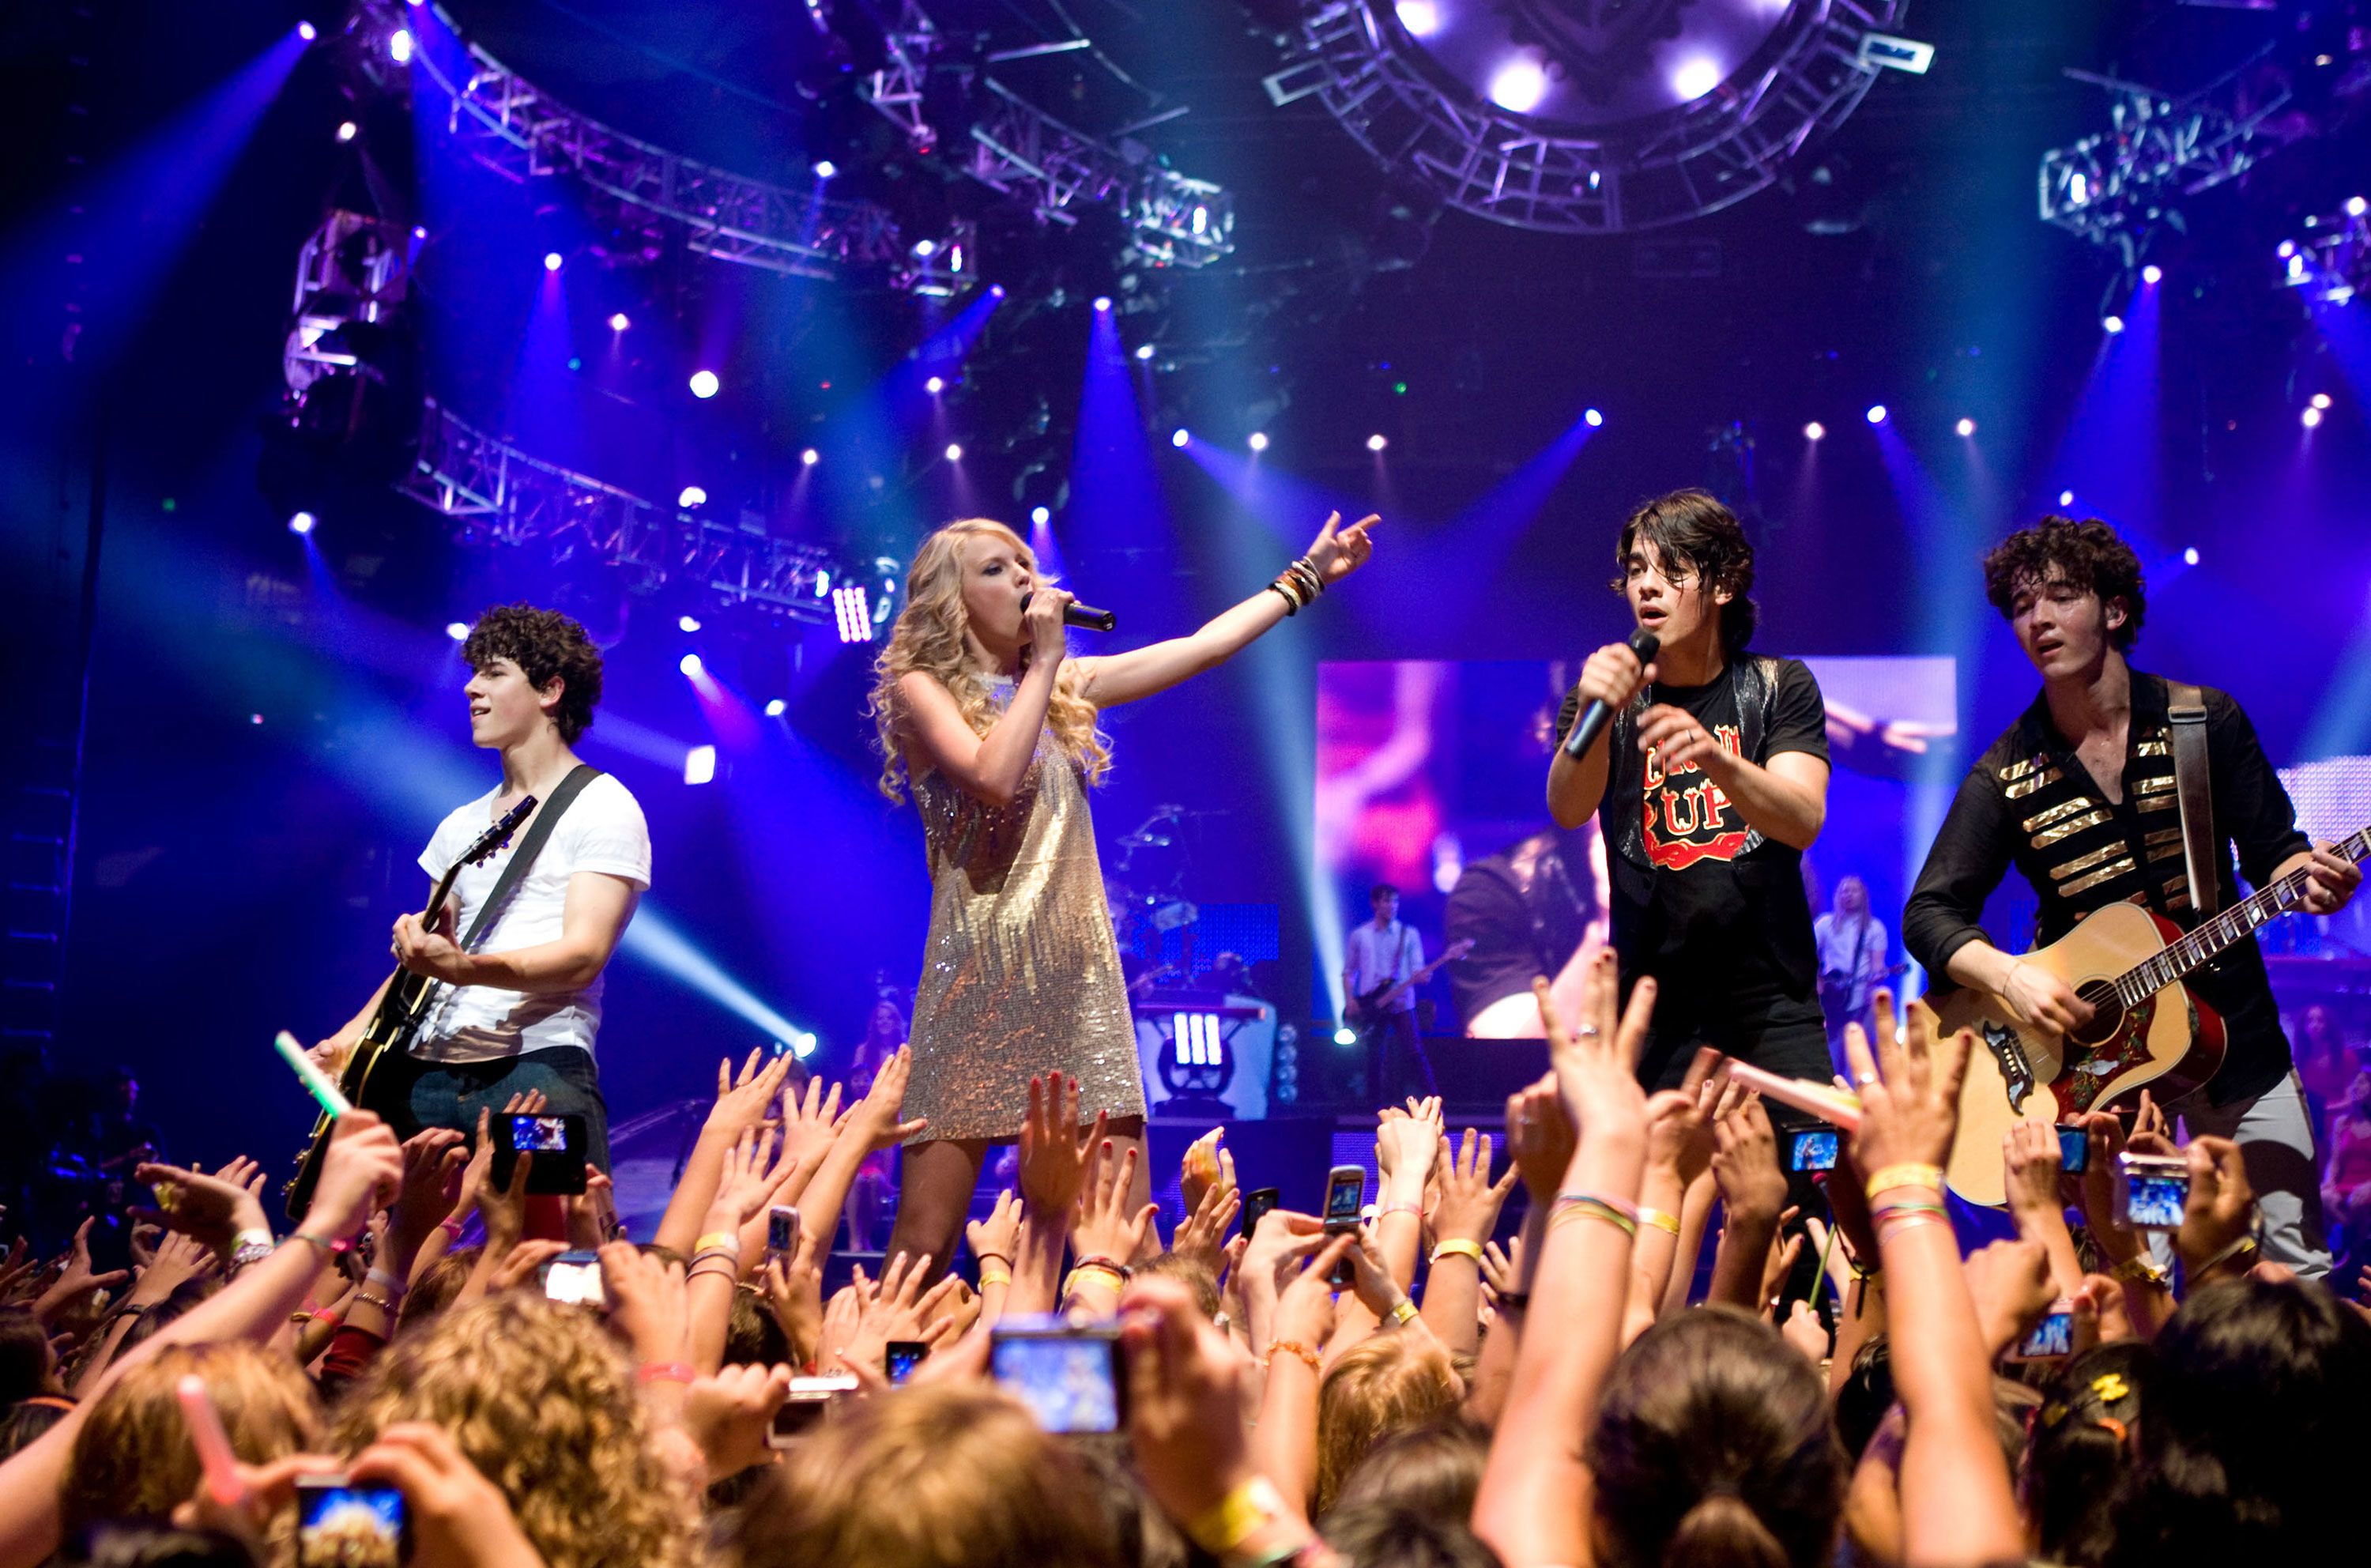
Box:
[2279,205,2371,305]
[2039,48,2304,256]
[861,2,1234,268]
[397,401,854,621]
[1261,0,1905,235]
[360,1,963,292]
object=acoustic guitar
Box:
[1941,823,2370,1207]
[283,796,537,1220]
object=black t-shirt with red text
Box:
[1562,658,1830,1023]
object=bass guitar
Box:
[283,796,537,1219]
[1942,823,2370,1208]
[1347,939,1476,1029]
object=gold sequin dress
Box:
[902,712,1144,1144]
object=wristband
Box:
[1634,1206,1683,1237]
[1556,1189,1640,1221]
[692,1231,741,1257]
[2110,1254,2170,1287]
[1492,1290,1531,1311]
[1064,1264,1127,1297]
[1072,1255,1134,1280]
[1265,1339,1322,1374]
[1429,1238,1485,1265]
[1549,1196,1637,1238]
[1378,1200,1423,1219]
[353,1289,398,1314]
[364,1267,408,1296]
[978,1265,1013,1290]
[437,1218,466,1241]
[286,1231,341,1259]
[230,1227,275,1254]
[1186,1476,1291,1557]
[2192,1234,2258,1277]
[636,1362,697,1385]
[973,1251,1013,1271]
[1387,1298,1419,1327]
[1862,1163,1944,1200]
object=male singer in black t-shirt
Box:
[1546,490,1834,1091]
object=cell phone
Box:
[767,1205,800,1260]
[767,1374,859,1446]
[1322,1165,1366,1288]
[885,1340,929,1385]
[493,1113,588,1195]
[2113,1152,2190,1230]
[990,1318,1125,1434]
[1787,1129,1840,1173]
[2056,1125,2090,1175]
[541,1249,604,1308]
[1242,1185,1282,1238]
[2012,1302,2076,1362]
[295,1476,409,1568]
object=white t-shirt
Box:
[412,773,650,1063]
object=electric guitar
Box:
[1819,959,1910,1017]
[283,797,537,1220]
[1347,939,1476,1027]
[1941,823,2370,1208]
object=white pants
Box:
[2162,1069,2331,1280]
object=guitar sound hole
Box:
[2067,981,2124,1050]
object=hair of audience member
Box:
[1131,1252,1220,1320]
[1315,1330,1465,1517]
[0,1397,70,1461]
[719,1383,1118,1568]
[0,1306,55,1404]
[61,1525,258,1568]
[724,1285,791,1366]
[331,1291,700,1568]
[61,1343,319,1539]
[115,1281,217,1359]
[1070,1435,1190,1568]
[1330,1415,1488,1523]
[1321,1502,1502,1568]
[394,1245,480,1334]
[1829,1332,1894,1462]
[1585,1306,1847,1568]
[2022,1343,2146,1568]
[2104,1277,2371,1568]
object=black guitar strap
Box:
[2164,682,2219,918]
[452,764,603,954]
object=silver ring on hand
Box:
[1575,1025,1601,1039]
[1853,1072,1879,1088]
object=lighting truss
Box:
[2279,205,2371,305]
[397,401,861,620]
[1261,0,1906,235]
[2039,47,2304,255]
[861,2,1234,268]
[360,1,963,292]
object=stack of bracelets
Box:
[1864,1163,1948,1242]
[1265,556,1326,615]
[1549,1189,1638,1237]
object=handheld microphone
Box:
[1020,591,1117,633]
[1559,626,1661,760]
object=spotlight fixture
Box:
[1395,0,1442,35]
[1803,421,1826,441]
[1956,417,1977,437]
[2058,490,2075,507]
[2302,405,2324,428]
[2141,263,2162,285]
[2312,392,2333,410]
[1246,432,1269,452]
[1092,296,1112,312]
[543,252,563,272]
[389,28,413,65]
[298,21,318,41]
[1487,57,1547,114]
[608,312,630,331]
[678,614,702,633]
[1170,428,1190,448]
[832,583,875,644]
[1672,57,1724,101]
[2101,314,2124,334]
[1333,1026,1359,1046]
[2182,547,2199,566]
[1584,408,1604,428]
[287,511,317,535]
[989,285,1007,299]
[336,121,358,143]
[911,238,938,259]
[679,653,704,677]
[1366,433,1388,452]
[688,369,720,399]
[2351,195,2369,219]
[813,159,839,179]
[763,698,787,717]
[677,485,707,509]
[1865,405,1888,425]
[1133,344,1156,362]
[683,745,717,786]
[925,375,944,394]
[800,447,820,466]
[944,443,963,462]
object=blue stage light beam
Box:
[2300,580,2371,761]
[620,909,815,1055]
[1065,300,1176,613]
[2045,275,2162,532]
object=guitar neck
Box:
[2119,824,2371,1004]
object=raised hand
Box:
[965,1189,1023,1271]
[1178,1127,1231,1219]
[1240,1208,1329,1303]
[387,1129,470,1257]
[1119,1274,1274,1538]
[777,1074,848,1175]
[1170,1180,1241,1274]
[1374,1102,1445,1192]
[706,1050,795,1143]
[1711,1095,1789,1227]
[1645,1062,1721,1190]
[1304,511,1380,586]
[760,1233,827,1368]
[599,1240,687,1367]
[683,1362,795,1480]
[307,1111,407,1243]
[1071,1140,1157,1267]
[1431,1127,1517,1248]
[1841,993,1972,1181]
[1269,1235,1352,1355]
[2175,1135,2256,1282]
[126,1229,218,1307]
[1756,1208,1804,1318]
[2126,1089,2174,1157]
[1960,1237,2055,1359]
[1018,1073,1100,1216]
[35,1218,131,1322]
[134,1159,273,1257]
[848,1046,928,1151]
[1779,1300,1829,1364]
[702,1127,784,1235]
[1537,953,1654,1148]
[1505,1075,1577,1208]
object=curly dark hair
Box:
[1611,489,1758,655]
[461,603,605,743]
[1981,517,2147,650]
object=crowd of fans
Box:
[3,950,2369,1568]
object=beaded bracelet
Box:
[1265,1339,1322,1374]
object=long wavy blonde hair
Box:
[869,517,1110,801]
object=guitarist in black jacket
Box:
[310,604,650,1171]
[1905,518,2359,1275]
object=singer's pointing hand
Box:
[1306,511,1381,583]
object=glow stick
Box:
[273,1030,352,1118]
[176,1374,247,1508]
[1720,1059,1863,1134]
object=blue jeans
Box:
[380,1047,612,1172]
